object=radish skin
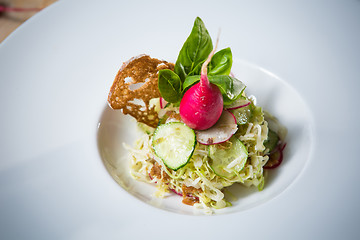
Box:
[225,99,251,110]
[264,143,286,169]
[159,97,167,109]
[179,36,223,130]
[180,81,223,130]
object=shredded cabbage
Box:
[127,96,281,214]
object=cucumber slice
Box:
[231,105,252,125]
[152,122,196,170]
[209,136,248,178]
[264,129,280,152]
[249,104,264,124]
[231,102,264,126]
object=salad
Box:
[108,17,286,213]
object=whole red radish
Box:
[179,41,223,130]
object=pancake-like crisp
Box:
[108,55,174,128]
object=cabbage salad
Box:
[120,17,287,214]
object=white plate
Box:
[98,59,314,215]
[1,0,360,239]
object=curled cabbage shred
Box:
[127,97,283,214]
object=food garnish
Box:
[179,34,223,130]
[108,55,174,128]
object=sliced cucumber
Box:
[231,104,252,125]
[249,104,264,124]
[209,136,248,178]
[264,129,279,152]
[231,102,265,126]
[152,122,196,170]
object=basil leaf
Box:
[187,60,204,76]
[158,69,182,103]
[182,75,200,92]
[208,75,246,105]
[187,48,232,76]
[182,75,246,105]
[174,17,213,81]
[208,47,233,76]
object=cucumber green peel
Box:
[209,136,248,179]
[152,122,196,170]
[264,129,280,152]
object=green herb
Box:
[182,75,201,92]
[157,17,245,106]
[187,47,233,76]
[209,75,246,105]
[182,75,246,105]
[158,69,182,103]
[250,104,264,124]
[174,17,213,81]
[208,47,233,76]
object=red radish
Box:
[169,187,183,197]
[264,143,286,169]
[179,39,223,130]
[225,98,251,110]
[159,97,167,109]
[196,110,238,145]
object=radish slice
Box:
[264,143,286,169]
[225,97,251,110]
[159,97,168,109]
[196,110,238,145]
[169,187,183,196]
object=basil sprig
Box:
[158,17,245,105]
[174,17,213,81]
[208,47,233,76]
[158,69,182,103]
[182,75,246,105]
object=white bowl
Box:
[97,59,315,215]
